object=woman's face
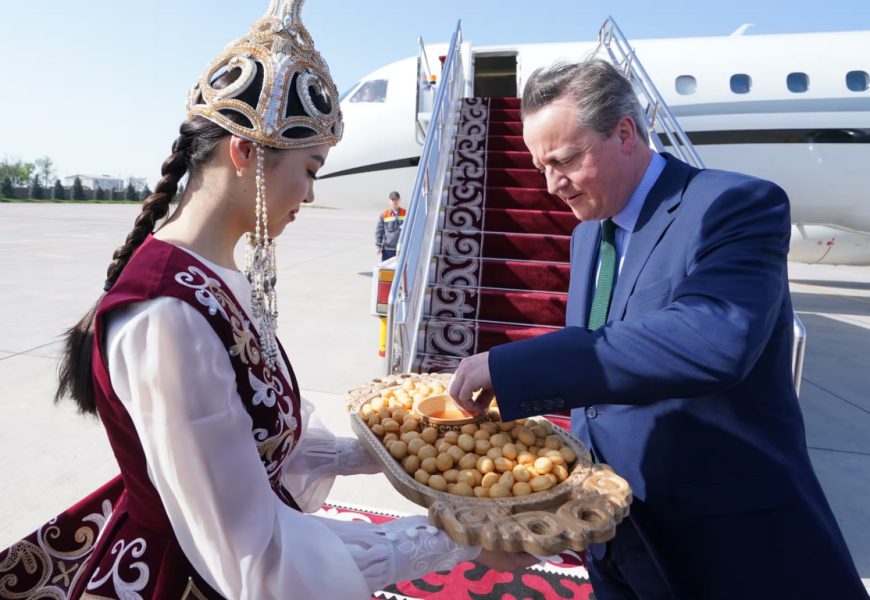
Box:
[261,143,330,237]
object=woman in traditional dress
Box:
[0,1,532,598]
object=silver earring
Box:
[244,144,278,371]
[236,168,244,178]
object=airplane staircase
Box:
[414,97,573,372]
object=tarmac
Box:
[1,203,868,591]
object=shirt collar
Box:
[612,152,666,233]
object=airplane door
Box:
[473,54,518,97]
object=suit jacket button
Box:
[585,407,598,419]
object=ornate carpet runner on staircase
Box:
[416,97,574,372]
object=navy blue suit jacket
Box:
[489,155,864,597]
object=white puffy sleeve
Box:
[278,398,382,513]
[105,298,479,599]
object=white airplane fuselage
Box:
[316,30,870,265]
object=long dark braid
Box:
[55,117,232,415]
[102,138,189,290]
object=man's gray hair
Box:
[521,59,649,143]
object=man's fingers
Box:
[475,388,495,410]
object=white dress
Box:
[103,247,479,599]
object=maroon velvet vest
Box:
[0,236,302,599]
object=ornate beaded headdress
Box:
[187,0,343,149]
[187,0,343,370]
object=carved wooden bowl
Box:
[347,373,633,555]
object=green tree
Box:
[94,186,106,200]
[140,185,152,200]
[30,176,44,199]
[72,177,87,201]
[111,187,122,201]
[34,157,55,187]
[1,177,14,198]
[52,179,66,200]
[0,159,35,185]
[125,182,138,201]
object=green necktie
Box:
[587,219,617,331]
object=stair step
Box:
[418,318,557,360]
[486,150,534,169]
[483,231,571,262]
[489,108,522,122]
[441,205,576,236]
[427,287,567,327]
[482,186,570,211]
[486,168,547,189]
[436,230,570,263]
[487,121,523,136]
[488,97,521,109]
[483,207,577,236]
[431,256,570,293]
[486,134,527,151]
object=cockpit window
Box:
[339,83,359,103]
[349,79,388,103]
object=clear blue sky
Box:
[2,0,868,187]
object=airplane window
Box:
[349,79,388,103]
[675,75,696,95]
[730,74,752,94]
[339,83,359,103]
[846,70,869,92]
[787,72,809,93]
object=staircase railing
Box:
[415,36,436,144]
[386,21,465,374]
[597,16,807,394]
[596,17,703,165]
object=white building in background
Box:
[62,175,149,192]
[63,174,124,191]
[128,177,148,192]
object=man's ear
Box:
[616,116,637,153]
[228,136,254,172]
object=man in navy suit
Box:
[449,60,865,598]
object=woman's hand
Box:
[475,549,540,572]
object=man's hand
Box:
[448,351,494,415]
[376,246,382,256]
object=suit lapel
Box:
[609,155,695,321]
[565,220,600,328]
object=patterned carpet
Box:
[415,97,574,373]
[316,503,593,600]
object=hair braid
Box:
[57,115,238,414]
[103,135,192,291]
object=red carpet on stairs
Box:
[483,187,568,211]
[417,97,576,374]
[482,207,578,236]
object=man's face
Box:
[523,97,637,222]
[390,196,400,210]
